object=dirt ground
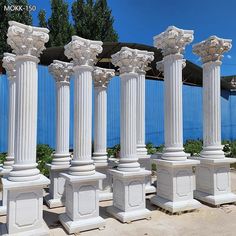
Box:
[1,171,236,236]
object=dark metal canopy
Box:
[38,42,203,87]
[1,42,235,90]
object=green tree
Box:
[47,0,74,47]
[38,9,47,28]
[0,0,32,55]
[93,0,118,41]
[72,0,118,42]
[0,0,9,54]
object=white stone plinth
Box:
[95,162,113,201]
[106,169,151,223]
[45,164,69,208]
[150,159,201,213]
[191,157,236,205]
[138,155,156,194]
[59,172,106,234]
[0,187,7,216]
[0,175,50,236]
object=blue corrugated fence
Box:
[0,65,234,152]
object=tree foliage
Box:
[72,0,118,42]
[0,0,32,55]
[38,9,47,28]
[47,0,74,47]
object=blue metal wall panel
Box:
[1,65,236,152]
[230,91,236,140]
[145,79,164,145]
[183,85,203,141]
[221,90,231,141]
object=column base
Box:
[0,172,10,216]
[150,158,201,213]
[137,146,148,156]
[106,206,150,223]
[107,168,151,223]
[150,195,201,213]
[59,213,105,234]
[59,172,106,234]
[191,157,236,206]
[0,205,6,216]
[138,155,156,194]
[95,162,114,201]
[0,221,49,236]
[1,174,50,236]
[45,164,69,208]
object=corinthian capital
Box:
[7,21,49,58]
[111,47,154,74]
[93,67,115,88]
[49,60,73,83]
[193,35,232,64]
[2,53,16,79]
[64,36,103,67]
[154,26,194,56]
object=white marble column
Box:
[136,52,154,156]
[92,67,115,201]
[136,52,156,194]
[0,53,16,216]
[192,36,236,205]
[93,67,114,163]
[59,36,106,234]
[45,60,73,208]
[1,53,16,174]
[0,21,50,236]
[107,47,151,223]
[150,26,201,213]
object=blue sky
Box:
[28,0,236,76]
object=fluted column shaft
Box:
[118,72,140,172]
[93,87,107,162]
[52,81,71,165]
[162,54,187,161]
[8,55,40,181]
[3,78,16,170]
[69,65,95,175]
[200,61,225,159]
[136,72,147,155]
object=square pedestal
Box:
[106,169,151,223]
[45,164,69,208]
[191,157,236,206]
[150,158,201,213]
[138,155,156,194]
[59,172,106,234]
[0,171,10,216]
[95,162,114,201]
[0,174,50,236]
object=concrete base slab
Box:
[59,213,105,234]
[194,190,236,206]
[106,205,151,223]
[150,195,201,213]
